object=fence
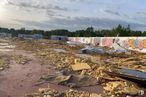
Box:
[68,37,146,52]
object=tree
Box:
[10,28,17,37]
[31,29,38,34]
[130,31,142,36]
[110,24,131,36]
[86,27,94,33]
[142,31,146,36]
[84,27,96,37]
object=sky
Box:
[0,0,146,31]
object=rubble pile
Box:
[13,39,146,97]
[0,54,10,71]
[38,70,99,88]
[103,81,144,96]
[36,49,95,71]
[105,55,146,72]
[25,88,102,97]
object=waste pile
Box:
[13,39,146,97]
[0,54,10,71]
[25,88,103,97]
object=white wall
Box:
[68,37,146,52]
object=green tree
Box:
[142,31,146,36]
[130,31,142,36]
[110,24,131,36]
[10,28,17,37]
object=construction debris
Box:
[103,81,144,96]
[6,39,146,97]
[25,88,103,97]
[71,63,91,71]
[38,70,99,88]
[106,67,146,87]
[0,54,10,71]
[80,46,105,54]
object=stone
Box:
[71,63,91,71]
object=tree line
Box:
[0,24,146,38]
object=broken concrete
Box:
[1,39,146,97]
[71,63,91,71]
[106,67,146,88]
[39,71,99,88]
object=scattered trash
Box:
[6,39,146,97]
[67,41,83,46]
[25,88,103,97]
[80,46,105,54]
[103,81,143,96]
[112,37,128,52]
[106,67,146,87]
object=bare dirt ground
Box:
[0,50,50,97]
[0,49,103,97]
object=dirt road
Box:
[0,50,50,97]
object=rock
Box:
[71,63,91,71]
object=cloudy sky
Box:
[0,0,146,31]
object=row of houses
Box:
[0,32,43,40]
[18,34,43,40]
[0,32,68,41]
[0,33,12,38]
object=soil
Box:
[0,50,103,97]
[0,50,49,97]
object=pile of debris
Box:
[0,54,11,71]
[13,39,146,97]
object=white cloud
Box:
[0,0,146,31]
